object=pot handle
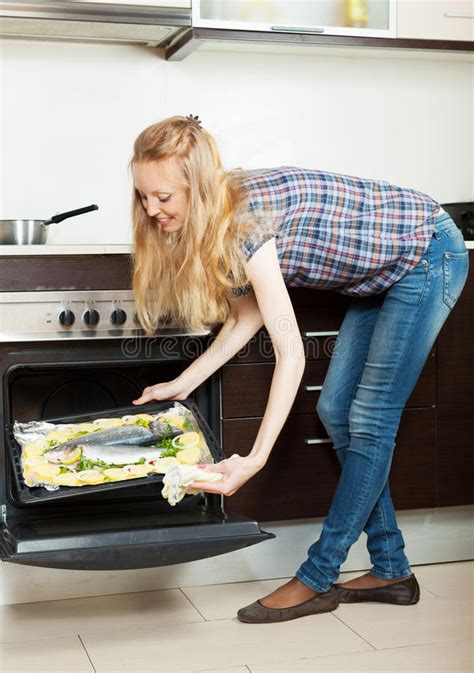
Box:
[44,204,99,225]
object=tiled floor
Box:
[0,561,472,673]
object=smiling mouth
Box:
[157,217,173,225]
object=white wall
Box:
[0,38,472,244]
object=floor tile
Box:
[413,561,474,599]
[0,588,203,644]
[81,612,371,672]
[182,578,290,620]
[249,640,473,672]
[0,635,94,672]
[182,570,436,622]
[192,669,250,673]
[334,595,473,649]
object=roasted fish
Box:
[44,443,166,466]
[49,423,179,455]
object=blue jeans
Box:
[296,212,469,593]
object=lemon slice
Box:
[93,418,125,429]
[32,463,62,479]
[51,472,80,487]
[122,415,139,425]
[45,428,75,443]
[76,470,105,484]
[171,431,200,450]
[149,456,179,473]
[75,422,100,433]
[176,445,201,465]
[23,455,49,469]
[23,440,48,458]
[136,413,154,422]
[123,464,152,477]
[103,467,129,481]
[156,414,188,430]
[61,447,82,465]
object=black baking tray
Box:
[5,399,226,506]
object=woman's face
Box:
[133,158,188,233]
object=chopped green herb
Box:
[134,418,150,427]
[182,418,194,431]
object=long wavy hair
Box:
[129,116,256,335]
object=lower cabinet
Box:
[223,408,436,521]
[221,254,473,521]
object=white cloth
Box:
[162,464,223,506]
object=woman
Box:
[131,114,469,624]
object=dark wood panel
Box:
[222,360,329,417]
[436,250,474,506]
[223,408,436,520]
[227,305,347,364]
[0,255,132,291]
[389,407,436,510]
[223,414,337,521]
[222,352,436,418]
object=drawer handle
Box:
[271,25,325,34]
[305,438,332,445]
[303,330,339,337]
[304,385,323,391]
[444,12,474,19]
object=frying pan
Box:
[0,204,99,245]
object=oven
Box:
[0,253,273,570]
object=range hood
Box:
[0,1,191,48]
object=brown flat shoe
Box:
[236,585,339,624]
[334,573,420,605]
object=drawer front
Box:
[222,360,329,417]
[222,408,436,521]
[222,414,337,521]
[222,350,436,418]
[228,305,346,364]
[397,1,473,41]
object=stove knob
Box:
[58,309,75,327]
[83,309,100,327]
[110,308,127,326]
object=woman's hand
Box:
[190,454,263,496]
[132,377,190,405]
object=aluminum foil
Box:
[12,402,213,492]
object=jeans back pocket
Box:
[443,250,469,310]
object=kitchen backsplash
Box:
[1,38,472,244]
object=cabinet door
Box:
[397,1,474,41]
[193,0,396,38]
[436,250,474,506]
[222,408,436,520]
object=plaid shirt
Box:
[233,166,441,298]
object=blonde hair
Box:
[129,116,254,335]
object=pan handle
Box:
[44,204,99,225]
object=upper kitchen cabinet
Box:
[0,1,191,48]
[192,0,396,38]
[70,1,190,6]
[397,1,474,41]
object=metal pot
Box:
[0,204,99,245]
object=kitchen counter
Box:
[1,241,474,255]
[0,244,133,255]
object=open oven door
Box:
[1,396,275,570]
[0,498,274,570]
